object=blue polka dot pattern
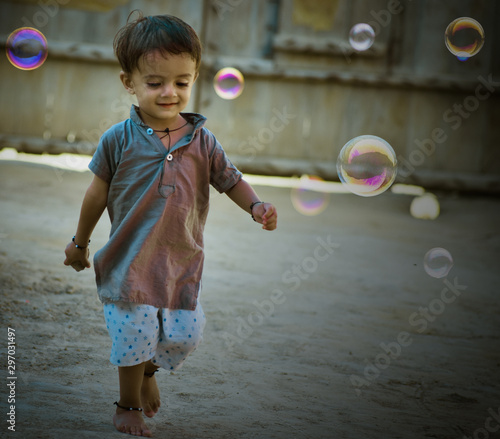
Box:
[103,299,206,370]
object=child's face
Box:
[121,50,198,128]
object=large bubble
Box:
[445,17,485,60]
[6,27,48,70]
[213,67,244,100]
[349,23,375,51]
[337,135,397,197]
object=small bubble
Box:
[6,27,48,70]
[66,131,77,143]
[213,67,244,100]
[349,23,375,52]
[424,248,453,278]
[445,17,485,60]
[290,176,329,216]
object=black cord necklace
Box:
[153,120,189,149]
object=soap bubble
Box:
[337,135,397,197]
[349,23,375,51]
[423,248,453,278]
[6,27,48,70]
[445,17,484,60]
[213,67,244,100]
[291,176,329,216]
[410,193,440,220]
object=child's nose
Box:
[161,84,177,97]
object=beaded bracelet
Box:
[249,201,264,222]
[72,236,90,249]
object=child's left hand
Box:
[64,241,91,272]
[252,203,278,231]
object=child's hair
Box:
[113,11,202,74]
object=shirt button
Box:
[146,128,153,135]
[166,154,173,161]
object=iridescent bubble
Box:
[349,23,375,51]
[337,135,397,197]
[291,175,329,216]
[410,193,440,220]
[445,17,485,60]
[423,248,453,278]
[213,67,244,100]
[6,27,48,70]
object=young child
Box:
[63,12,277,437]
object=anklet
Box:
[114,401,143,412]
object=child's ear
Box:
[120,71,135,95]
[193,72,199,83]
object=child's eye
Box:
[147,83,161,88]
[177,82,189,87]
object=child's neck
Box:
[139,110,185,132]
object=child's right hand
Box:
[63,241,91,272]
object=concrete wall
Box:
[1,0,499,192]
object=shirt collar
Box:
[130,104,207,132]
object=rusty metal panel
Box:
[0,0,499,191]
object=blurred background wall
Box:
[0,0,499,192]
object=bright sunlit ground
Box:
[0,148,425,196]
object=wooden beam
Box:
[205,55,491,94]
[273,33,385,57]
[0,34,489,93]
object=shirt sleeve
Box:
[208,132,242,193]
[88,124,123,183]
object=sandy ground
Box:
[0,159,500,439]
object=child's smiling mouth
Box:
[158,102,177,108]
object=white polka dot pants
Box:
[103,300,206,371]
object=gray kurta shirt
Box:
[89,105,242,310]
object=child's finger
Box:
[71,261,85,272]
[262,213,277,230]
[263,204,275,219]
[265,208,277,224]
[263,222,276,230]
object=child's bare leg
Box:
[114,363,152,437]
[141,361,161,418]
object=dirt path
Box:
[1,159,499,438]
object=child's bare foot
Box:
[113,403,152,437]
[141,373,161,418]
